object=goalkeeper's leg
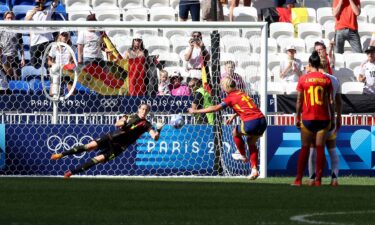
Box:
[51,140,98,160]
[64,155,105,178]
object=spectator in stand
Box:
[124,36,148,96]
[370,32,375,46]
[333,0,362,54]
[279,45,303,82]
[157,70,170,96]
[184,31,210,83]
[0,69,9,94]
[0,11,25,80]
[169,71,190,96]
[25,0,59,69]
[229,0,251,21]
[179,0,200,22]
[358,46,375,95]
[188,78,214,125]
[77,14,105,65]
[202,0,224,21]
[48,31,75,94]
[314,40,334,74]
[221,60,246,91]
[274,0,296,7]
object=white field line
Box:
[290,210,375,225]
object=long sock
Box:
[328,148,339,179]
[308,147,316,179]
[296,146,309,181]
[62,145,87,157]
[71,158,100,175]
[233,135,246,156]
[248,144,258,169]
[315,145,326,181]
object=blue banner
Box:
[0,94,275,113]
[0,124,5,169]
[267,126,375,176]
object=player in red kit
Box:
[293,51,335,186]
[188,77,267,180]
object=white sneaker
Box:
[247,169,260,180]
[231,152,247,162]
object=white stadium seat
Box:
[317,7,334,27]
[270,22,294,42]
[357,11,368,23]
[118,0,144,9]
[295,53,311,67]
[333,68,356,85]
[366,8,375,24]
[218,28,241,38]
[170,0,179,11]
[341,82,364,94]
[333,53,345,69]
[133,28,159,37]
[267,37,278,54]
[66,4,92,14]
[233,6,257,22]
[222,37,250,54]
[305,37,330,53]
[358,23,375,40]
[106,29,131,39]
[268,82,285,94]
[95,9,121,21]
[250,36,277,54]
[220,52,237,66]
[278,37,306,53]
[298,23,323,40]
[305,8,317,23]
[360,0,375,9]
[68,11,90,21]
[170,36,190,54]
[144,0,169,8]
[92,0,118,9]
[158,52,181,67]
[284,82,298,95]
[123,8,149,21]
[242,28,261,39]
[150,7,176,21]
[163,29,188,39]
[268,53,282,72]
[344,53,367,70]
[65,0,90,11]
[323,21,335,40]
[142,36,170,55]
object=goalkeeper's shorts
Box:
[237,117,267,136]
[95,131,128,161]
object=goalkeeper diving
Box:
[51,103,164,178]
[188,77,267,180]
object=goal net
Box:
[0,21,268,177]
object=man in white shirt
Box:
[358,46,375,95]
[279,45,303,82]
[184,31,210,82]
[25,0,59,69]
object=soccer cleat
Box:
[64,171,72,179]
[291,179,302,186]
[247,169,260,180]
[330,178,339,186]
[307,179,315,186]
[51,153,63,160]
[314,180,322,186]
[231,151,248,163]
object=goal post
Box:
[0,21,268,177]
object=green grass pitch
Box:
[1,177,375,225]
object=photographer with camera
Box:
[25,0,59,69]
[184,31,210,83]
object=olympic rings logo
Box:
[46,135,94,159]
[100,99,119,108]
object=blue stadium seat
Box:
[29,78,50,94]
[0,0,9,5]
[21,65,46,81]
[12,5,34,20]
[74,82,92,94]
[11,0,34,6]
[0,4,10,19]
[8,80,30,94]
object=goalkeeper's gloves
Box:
[156,122,165,133]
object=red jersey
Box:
[333,0,360,31]
[222,90,264,122]
[297,72,333,120]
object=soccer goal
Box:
[0,21,268,178]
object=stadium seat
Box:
[267,82,285,94]
[269,22,294,42]
[323,21,335,40]
[74,82,91,94]
[278,37,306,53]
[163,28,187,40]
[249,36,277,54]
[123,8,149,21]
[316,7,334,27]
[366,8,375,24]
[344,53,367,70]
[356,11,368,23]
[236,53,259,69]
[21,66,47,81]
[11,0,33,6]
[144,0,169,8]
[305,8,317,23]
[297,23,323,40]
[106,29,131,39]
[8,80,30,94]
[242,28,261,39]
[0,4,9,18]
[150,7,176,21]
[361,36,371,51]
[358,23,375,40]
[304,37,330,53]
[171,36,190,55]
[68,11,91,21]
[268,53,283,72]
[29,79,50,94]
[220,52,236,66]
[143,36,170,55]
[222,37,250,55]
[95,9,121,21]
[133,28,159,37]
[267,37,278,54]
[232,6,257,22]
[284,82,298,95]
[169,0,179,11]
[218,28,240,39]
[295,53,310,67]
[333,67,356,85]
[22,35,30,50]
[361,0,375,9]
[92,0,118,9]
[158,52,181,67]
[341,81,364,94]
[271,66,282,82]
[12,5,34,20]
[118,0,144,9]
[65,0,90,12]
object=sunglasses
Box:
[192,34,201,37]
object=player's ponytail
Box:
[220,77,236,93]
[309,51,321,69]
